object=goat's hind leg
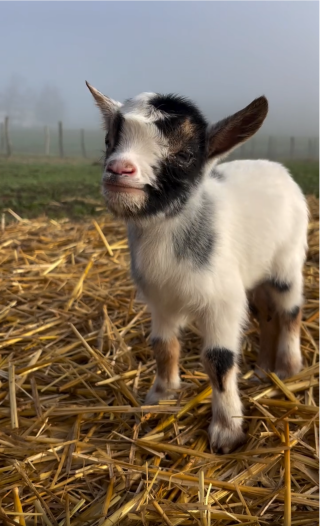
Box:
[269,273,303,379]
[249,284,280,378]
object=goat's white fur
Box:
[129,159,308,450]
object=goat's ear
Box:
[86,81,122,124]
[206,96,268,160]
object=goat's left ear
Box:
[206,96,268,159]
[86,81,122,121]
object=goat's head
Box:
[86,82,268,219]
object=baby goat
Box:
[87,82,308,453]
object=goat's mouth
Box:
[105,183,145,194]
[102,178,145,195]
[102,181,147,218]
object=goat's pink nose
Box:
[107,160,136,175]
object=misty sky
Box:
[0,1,319,135]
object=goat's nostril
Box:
[107,160,136,176]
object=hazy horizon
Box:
[0,2,319,136]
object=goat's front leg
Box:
[145,310,183,405]
[199,295,247,453]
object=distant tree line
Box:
[0,74,65,127]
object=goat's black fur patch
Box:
[287,305,301,320]
[142,95,209,218]
[210,168,224,180]
[127,225,146,288]
[204,347,235,391]
[248,302,259,317]
[173,195,214,267]
[269,279,291,293]
[149,93,206,122]
[142,133,207,218]
[105,111,124,157]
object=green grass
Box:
[0,157,103,220]
[0,157,318,221]
[284,160,319,197]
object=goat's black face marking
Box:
[204,348,235,392]
[149,93,207,121]
[105,111,124,158]
[133,93,209,218]
[173,194,214,267]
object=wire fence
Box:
[0,119,319,162]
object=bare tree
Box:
[34,84,65,126]
[0,74,36,126]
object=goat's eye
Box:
[176,151,193,164]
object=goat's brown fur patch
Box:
[152,337,180,387]
[180,118,195,138]
[275,307,302,377]
[249,284,280,372]
[167,118,196,154]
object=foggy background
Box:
[0,1,318,157]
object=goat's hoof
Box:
[209,422,246,454]
[144,387,175,406]
[252,367,270,382]
[275,357,302,380]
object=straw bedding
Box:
[0,197,318,526]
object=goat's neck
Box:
[127,182,205,237]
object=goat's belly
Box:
[133,263,212,316]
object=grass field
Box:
[0,156,319,220]
[0,157,104,220]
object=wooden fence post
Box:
[250,139,255,159]
[0,122,4,154]
[267,136,273,159]
[4,116,12,157]
[308,138,313,160]
[58,121,64,158]
[290,137,295,160]
[44,126,50,156]
[80,128,87,158]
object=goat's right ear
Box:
[206,96,268,160]
[86,81,122,124]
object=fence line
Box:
[44,126,50,156]
[0,122,4,154]
[0,117,319,161]
[58,121,64,158]
[80,128,87,159]
[4,116,12,157]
